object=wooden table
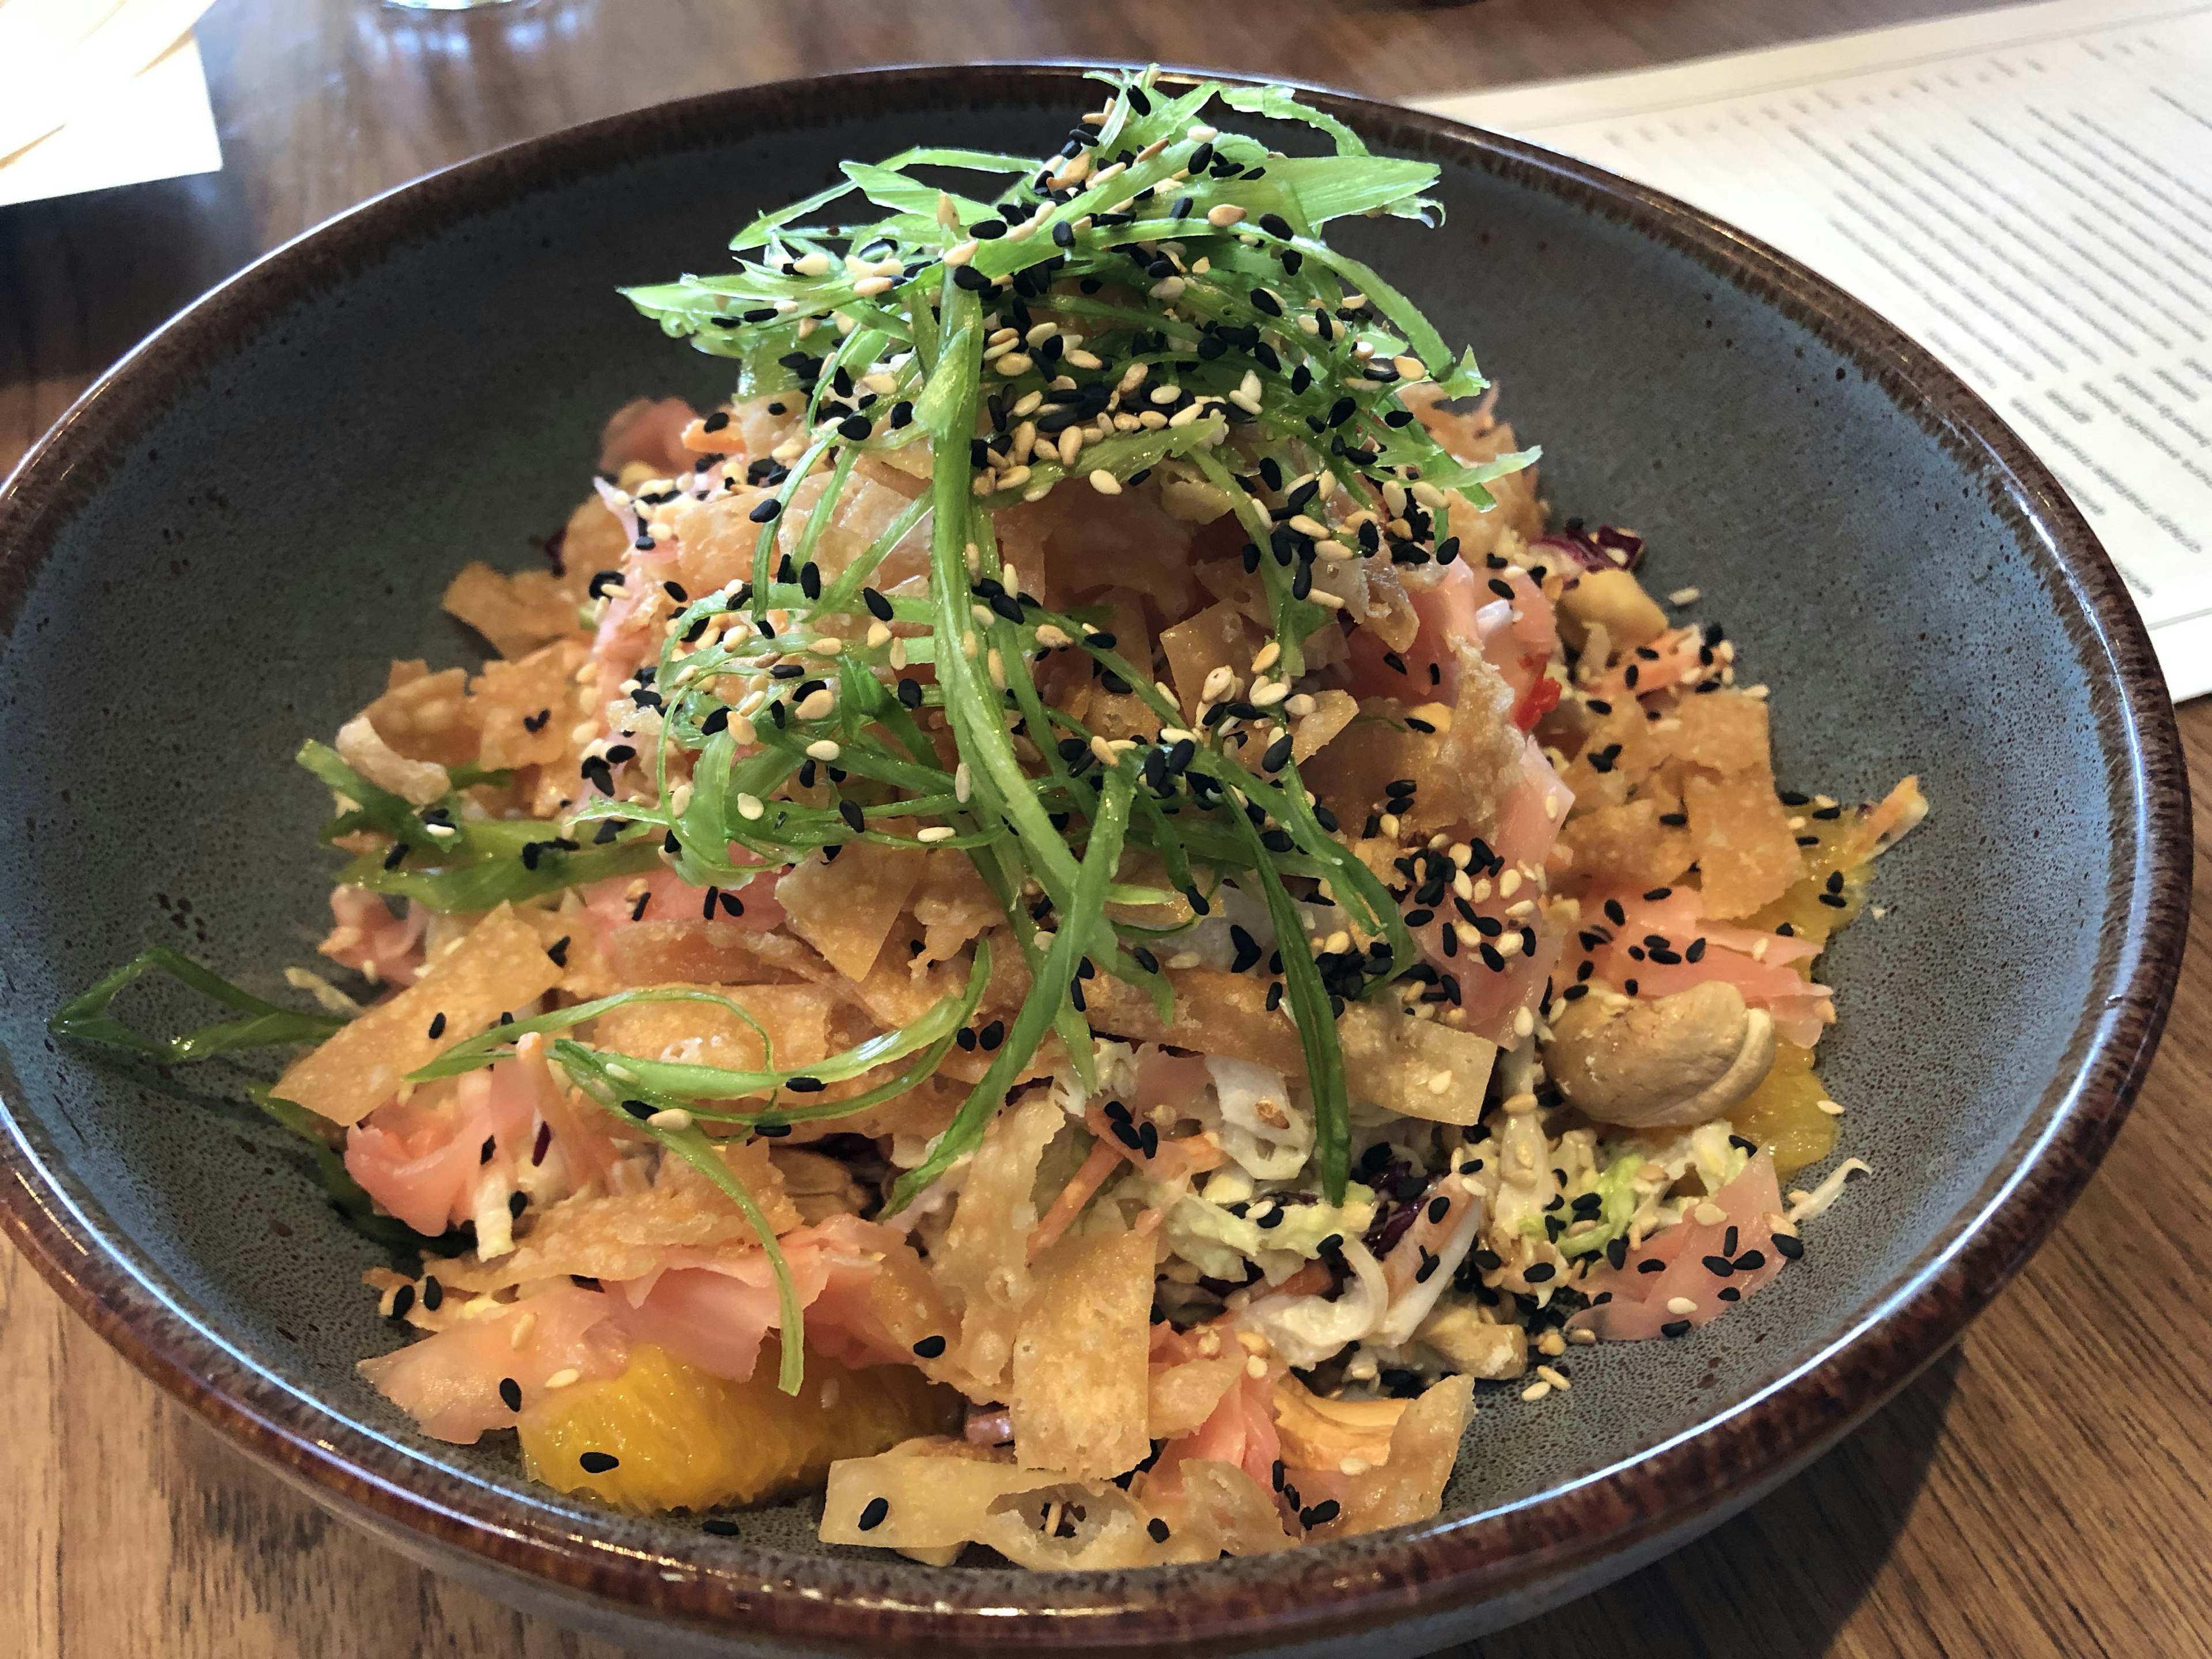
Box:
[5,1,2205,1653]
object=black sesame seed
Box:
[1524,1261,1556,1283]
[389,1284,415,1319]
[499,1377,523,1411]
[1660,1320,1692,1339]
[1773,1233,1805,1260]
[912,1335,948,1359]
[421,1276,443,1312]
[857,1496,889,1532]
[427,1012,448,1040]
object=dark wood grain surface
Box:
[6,2,2206,1655]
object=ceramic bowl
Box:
[0,65,2187,1657]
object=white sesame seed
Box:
[648,1108,695,1130]
[916,825,956,844]
[736,793,764,821]
[805,739,840,761]
[796,689,835,721]
[995,352,1033,377]
[1206,203,1247,227]
[1695,1202,1728,1226]
[1816,1097,1845,1115]
[544,1368,581,1389]
[1536,1364,1572,1390]
[1086,468,1123,496]
[1089,735,1120,769]
[852,275,893,296]
[1520,1380,1553,1402]
[1666,1297,1698,1316]
[1668,586,1702,605]
[509,1311,537,1349]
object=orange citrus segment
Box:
[1731,792,1893,1179]
[517,1340,961,1513]
[1728,1040,1836,1180]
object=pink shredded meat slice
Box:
[1575,886,1834,1046]
[1569,1150,1787,1341]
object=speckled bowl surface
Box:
[0,65,2187,1658]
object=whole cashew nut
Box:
[1544,979,1777,1128]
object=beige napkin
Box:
[0,0,221,204]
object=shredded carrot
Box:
[1027,1139,1122,1260]
[1270,1260,1333,1298]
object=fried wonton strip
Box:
[819,1442,1290,1564]
[927,1090,1063,1393]
[1336,1001,1498,1126]
[1298,1375,1474,1540]
[1010,1225,1153,1480]
[442,561,588,660]
[276,905,562,1124]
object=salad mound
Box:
[56,69,1923,1564]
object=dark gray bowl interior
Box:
[0,73,2128,1599]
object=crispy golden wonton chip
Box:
[472,639,589,770]
[928,1092,1063,1393]
[435,1142,798,1292]
[1674,691,1804,917]
[1337,1001,1498,1126]
[1158,598,1263,724]
[589,982,833,1074]
[1302,1376,1474,1541]
[366,661,480,767]
[1291,687,1359,762]
[1010,1225,1153,1480]
[776,841,927,981]
[1148,1354,1248,1439]
[1272,1374,1408,1471]
[442,562,586,660]
[276,905,562,1124]
[1558,797,1692,888]
[820,1443,1289,1566]
[1082,967,1302,1073]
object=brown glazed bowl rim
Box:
[0,63,2189,1655]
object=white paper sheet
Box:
[1420,0,2212,700]
[0,30,221,209]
